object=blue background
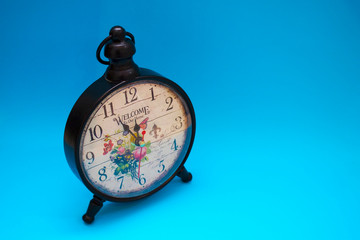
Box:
[1,0,360,239]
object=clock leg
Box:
[177,166,192,183]
[82,195,105,224]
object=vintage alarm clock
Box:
[64,26,195,224]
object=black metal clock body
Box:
[63,26,195,223]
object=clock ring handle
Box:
[125,31,135,44]
[96,35,111,65]
[96,27,136,65]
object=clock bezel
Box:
[64,69,196,202]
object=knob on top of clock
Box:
[96,26,140,82]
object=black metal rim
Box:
[72,75,196,202]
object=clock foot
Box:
[177,166,192,183]
[82,195,105,224]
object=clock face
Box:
[79,80,193,199]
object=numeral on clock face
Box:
[103,102,115,119]
[158,160,165,173]
[89,125,103,141]
[138,174,146,185]
[149,87,155,101]
[86,151,95,164]
[98,167,107,182]
[117,176,124,189]
[171,139,178,151]
[124,87,138,104]
[165,96,173,111]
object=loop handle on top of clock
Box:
[96,26,140,83]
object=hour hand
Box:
[119,120,136,138]
[121,122,129,131]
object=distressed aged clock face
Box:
[79,80,193,198]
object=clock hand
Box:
[132,119,144,146]
[134,119,140,136]
[119,119,137,139]
[120,119,143,146]
[138,147,143,179]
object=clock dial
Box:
[79,80,193,198]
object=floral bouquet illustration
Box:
[102,117,151,183]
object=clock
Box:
[64,26,195,224]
